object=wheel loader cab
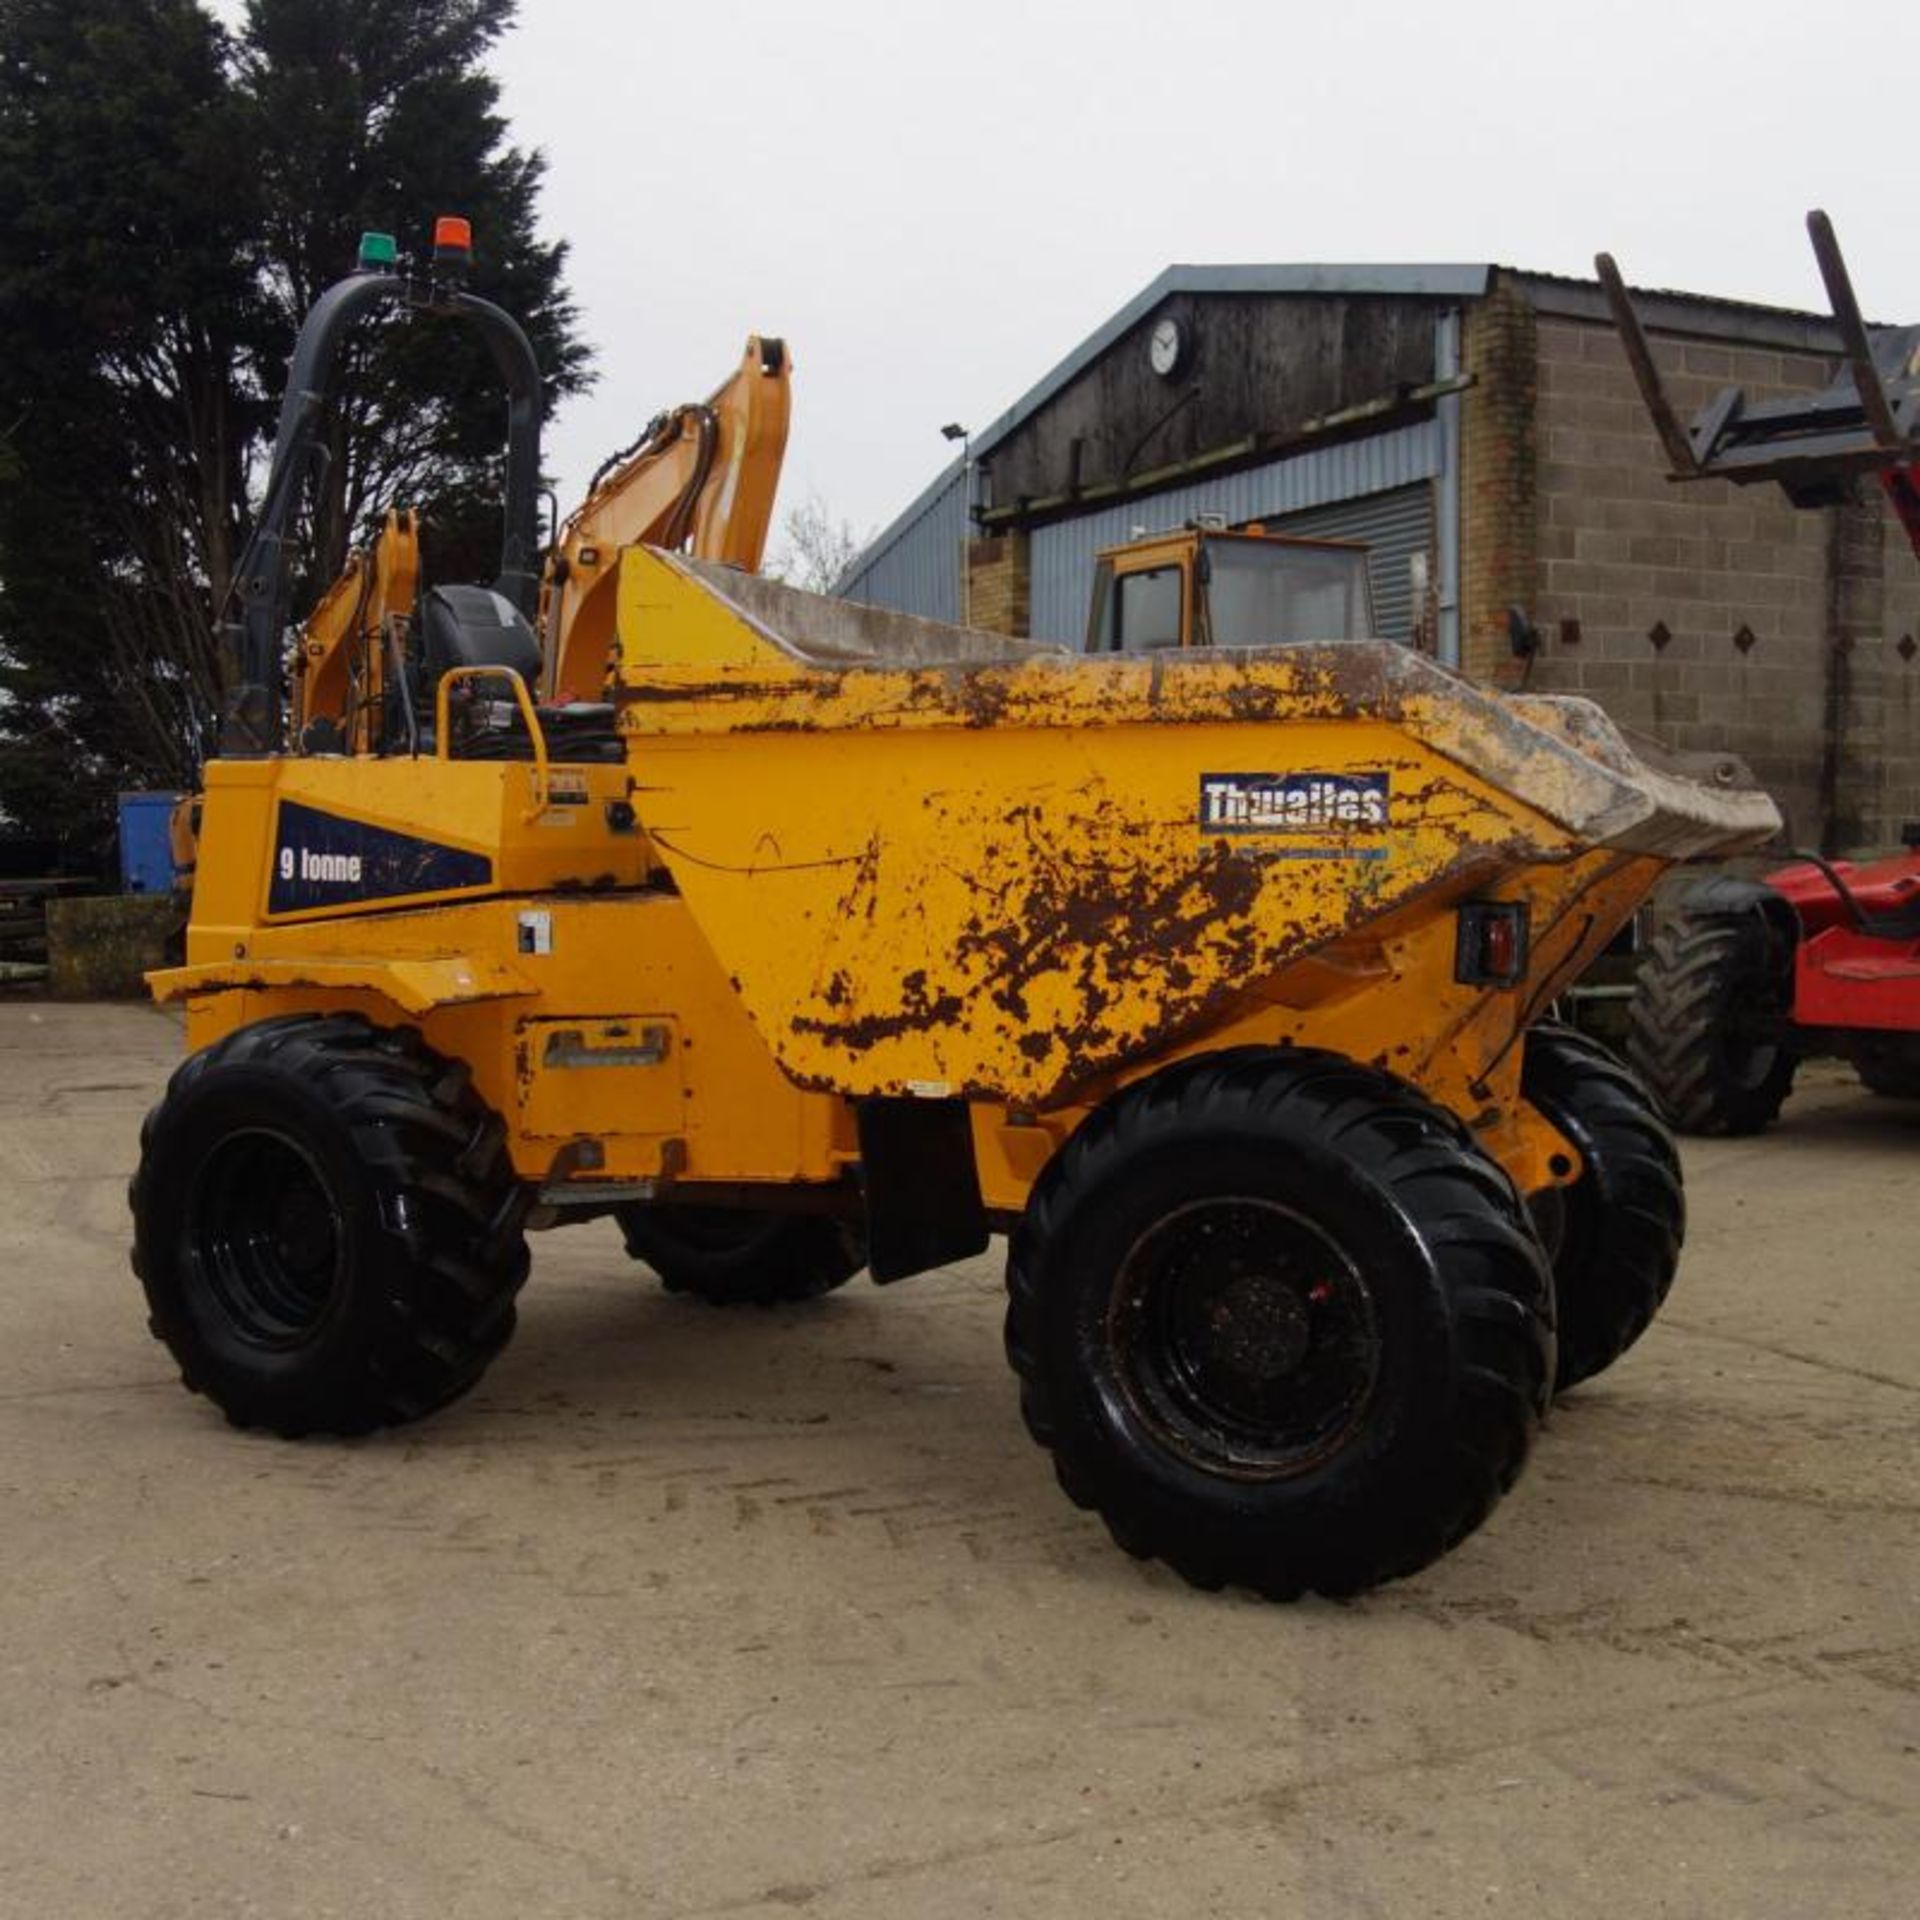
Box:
[1086,526,1375,653]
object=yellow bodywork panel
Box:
[171,751,650,947]
[163,891,854,1191]
[518,1017,684,1140]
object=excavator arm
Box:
[541,334,791,700]
[291,507,421,751]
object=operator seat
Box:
[416,583,622,764]
[420,584,545,685]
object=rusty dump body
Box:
[594,549,1779,1201]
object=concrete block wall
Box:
[1877,525,1920,840]
[1486,307,1920,853]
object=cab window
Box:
[1107,564,1183,652]
[1204,543,1372,647]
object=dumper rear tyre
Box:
[1627,898,1797,1135]
[617,1205,866,1306]
[1522,1025,1684,1393]
[130,1014,530,1437]
[1004,1050,1554,1600]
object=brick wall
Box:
[1460,285,1538,681]
[1497,305,1920,852]
[965,531,1030,636]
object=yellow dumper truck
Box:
[131,223,1779,1599]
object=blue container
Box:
[118,791,183,894]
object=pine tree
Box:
[0,0,592,849]
[0,0,268,849]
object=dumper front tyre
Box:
[617,1205,866,1306]
[1004,1052,1554,1600]
[130,1014,530,1437]
[1522,1025,1684,1393]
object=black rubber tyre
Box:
[1627,900,1797,1135]
[617,1204,866,1306]
[1003,1049,1554,1601]
[1851,1036,1920,1099]
[1522,1024,1684,1394]
[130,1014,530,1436]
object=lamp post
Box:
[941,422,971,626]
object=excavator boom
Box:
[541,334,791,700]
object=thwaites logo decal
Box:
[268,800,493,914]
[1199,772,1391,857]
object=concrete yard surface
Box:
[1,1001,1914,1918]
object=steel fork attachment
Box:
[1596,210,1920,549]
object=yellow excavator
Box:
[131,215,1778,1602]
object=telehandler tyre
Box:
[617,1204,866,1306]
[1627,896,1797,1134]
[130,1014,530,1436]
[1522,1024,1684,1393]
[1852,1036,1920,1099]
[1003,1050,1554,1600]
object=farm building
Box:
[839,264,1920,853]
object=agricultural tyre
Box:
[130,1014,530,1436]
[1522,1024,1684,1393]
[1851,1036,1920,1099]
[1627,889,1797,1135]
[618,1204,866,1306]
[1003,1049,1554,1600]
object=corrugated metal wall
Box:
[836,461,968,625]
[1028,421,1440,643]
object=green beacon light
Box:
[356,230,398,271]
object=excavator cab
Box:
[1085,523,1375,654]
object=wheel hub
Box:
[1110,1197,1380,1478]
[1183,1271,1312,1383]
[186,1129,344,1351]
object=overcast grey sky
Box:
[244,0,1920,544]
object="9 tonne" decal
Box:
[268,800,493,914]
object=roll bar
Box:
[219,255,544,755]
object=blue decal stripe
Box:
[268,800,494,915]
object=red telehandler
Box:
[1601,211,1920,1132]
